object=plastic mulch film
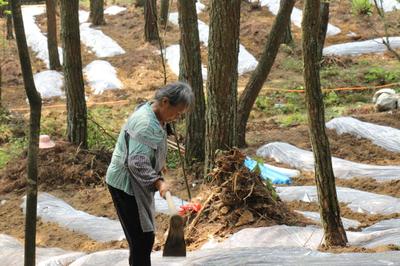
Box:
[0,234,84,266]
[363,219,400,232]
[294,210,360,229]
[58,246,400,266]
[21,193,125,242]
[69,250,129,266]
[83,60,123,95]
[256,142,400,181]
[277,186,400,215]
[326,117,400,153]
[34,71,64,98]
[182,247,400,266]
[323,37,400,56]
[201,225,400,252]
[20,192,186,242]
[259,0,341,36]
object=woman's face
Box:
[159,98,188,123]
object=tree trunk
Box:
[6,2,14,40]
[60,0,88,148]
[280,0,293,45]
[177,0,206,166]
[318,1,329,62]
[90,0,105,26]
[7,14,14,39]
[159,0,169,29]
[11,1,42,266]
[282,25,293,45]
[46,0,61,70]
[135,0,145,7]
[237,0,295,147]
[144,0,158,42]
[205,0,241,173]
[302,0,348,247]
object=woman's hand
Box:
[155,179,169,198]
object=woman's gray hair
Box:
[154,82,195,109]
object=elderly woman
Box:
[106,82,194,266]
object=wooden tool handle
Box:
[165,191,178,215]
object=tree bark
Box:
[60,0,88,148]
[280,0,293,45]
[159,0,169,29]
[237,0,295,147]
[302,0,348,247]
[144,0,158,42]
[205,0,241,173]
[11,1,42,265]
[90,0,105,26]
[46,0,61,70]
[6,2,14,39]
[318,1,329,62]
[135,0,145,7]
[177,0,206,166]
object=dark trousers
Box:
[108,185,155,266]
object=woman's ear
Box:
[161,97,169,106]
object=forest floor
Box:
[1,0,400,256]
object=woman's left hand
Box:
[155,179,169,198]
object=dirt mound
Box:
[0,141,111,194]
[183,149,308,249]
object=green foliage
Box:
[351,0,373,15]
[250,159,278,201]
[255,95,272,111]
[166,150,180,169]
[276,112,307,127]
[87,107,119,150]
[281,57,303,73]
[324,91,340,106]
[364,67,400,84]
[0,137,27,169]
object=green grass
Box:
[0,137,27,169]
[280,57,303,73]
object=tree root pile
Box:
[184,149,305,250]
[0,141,111,193]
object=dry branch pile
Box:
[184,149,302,249]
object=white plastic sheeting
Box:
[168,3,258,77]
[256,142,400,181]
[21,5,63,68]
[164,45,208,80]
[20,192,186,242]
[295,210,360,229]
[203,225,400,250]
[34,71,64,98]
[79,10,90,23]
[259,0,341,36]
[363,218,400,232]
[323,37,400,56]
[79,23,126,57]
[371,0,400,12]
[182,247,400,266]
[21,193,125,242]
[277,186,400,215]
[326,117,400,153]
[65,246,400,265]
[0,234,84,266]
[104,6,127,15]
[83,60,123,95]
[69,250,129,266]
